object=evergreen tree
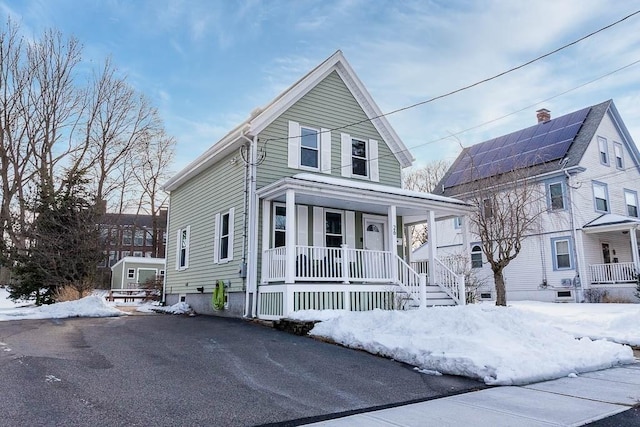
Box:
[11,171,103,304]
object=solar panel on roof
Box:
[444,105,591,189]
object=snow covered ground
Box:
[290,302,639,386]
[1,286,638,386]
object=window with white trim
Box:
[122,228,132,245]
[613,142,624,170]
[273,204,286,248]
[552,237,573,270]
[482,198,494,218]
[547,181,565,211]
[351,138,367,177]
[471,245,482,268]
[127,268,135,279]
[598,137,608,165]
[592,181,609,213]
[214,209,234,263]
[325,211,343,248]
[453,217,462,229]
[121,250,130,258]
[625,189,638,218]
[108,251,117,267]
[300,126,319,169]
[145,229,153,246]
[134,229,144,246]
[133,251,143,257]
[176,226,190,270]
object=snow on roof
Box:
[584,213,640,228]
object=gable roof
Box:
[163,50,414,192]
[436,99,640,197]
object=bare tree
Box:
[402,160,449,246]
[131,130,175,256]
[462,171,546,306]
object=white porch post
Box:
[427,210,437,295]
[631,227,640,272]
[285,189,296,284]
[461,215,470,271]
[388,205,398,283]
[260,199,270,284]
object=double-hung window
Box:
[453,217,462,229]
[547,181,565,211]
[145,229,154,246]
[614,143,624,170]
[325,211,343,248]
[552,237,573,270]
[351,138,368,177]
[598,137,609,165]
[273,204,286,247]
[214,208,234,263]
[625,189,638,217]
[300,127,319,169]
[176,226,190,270]
[127,268,135,279]
[592,181,609,213]
[122,228,132,246]
[134,229,144,246]
[471,245,483,268]
[482,198,494,218]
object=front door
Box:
[363,217,387,280]
[364,219,385,251]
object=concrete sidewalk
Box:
[307,363,640,426]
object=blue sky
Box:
[3,0,640,173]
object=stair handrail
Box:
[395,256,422,307]
[434,258,465,305]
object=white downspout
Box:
[564,170,584,302]
[240,132,258,318]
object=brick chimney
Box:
[536,108,551,123]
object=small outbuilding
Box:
[110,256,165,290]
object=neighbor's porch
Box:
[253,174,473,319]
[582,216,639,287]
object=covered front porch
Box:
[254,173,473,320]
[582,215,640,289]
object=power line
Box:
[262,8,640,147]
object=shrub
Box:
[583,288,608,303]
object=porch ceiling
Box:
[256,173,473,219]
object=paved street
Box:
[0,314,484,426]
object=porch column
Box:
[461,215,470,272]
[631,227,640,272]
[427,210,437,292]
[285,189,296,284]
[388,205,398,283]
[260,199,270,284]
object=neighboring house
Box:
[434,100,640,303]
[96,210,168,287]
[162,50,473,320]
[110,256,165,290]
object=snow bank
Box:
[307,305,635,386]
[0,295,124,321]
[151,301,193,315]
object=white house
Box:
[161,51,473,319]
[432,100,640,303]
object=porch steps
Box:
[398,285,457,309]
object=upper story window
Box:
[340,133,379,182]
[453,216,462,229]
[134,229,144,246]
[592,181,609,213]
[214,208,235,264]
[471,245,482,268]
[325,211,343,248]
[122,228,132,246]
[351,138,368,177]
[547,181,565,211]
[482,198,494,218]
[300,127,319,169]
[613,142,624,170]
[176,226,190,270]
[597,137,609,166]
[625,189,638,218]
[273,204,286,248]
[145,229,153,246]
[288,121,331,174]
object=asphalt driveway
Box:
[0,314,484,426]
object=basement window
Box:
[556,290,572,298]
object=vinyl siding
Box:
[256,70,402,188]
[165,151,246,295]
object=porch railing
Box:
[434,258,465,304]
[589,262,637,284]
[397,257,423,306]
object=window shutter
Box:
[345,211,355,248]
[320,128,331,174]
[313,207,324,247]
[288,121,300,169]
[175,229,181,270]
[341,133,351,178]
[369,139,379,182]
[297,205,308,246]
[227,208,235,261]
[184,225,191,269]
[213,213,220,264]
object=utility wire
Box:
[262,8,640,146]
